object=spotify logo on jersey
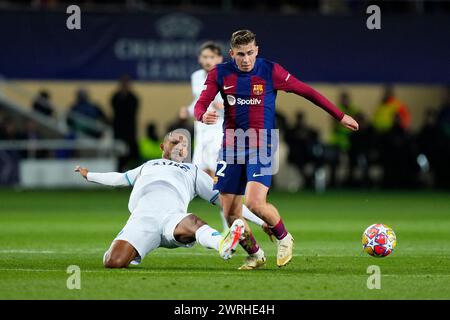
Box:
[227,95,262,106]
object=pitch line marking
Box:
[0,268,450,278]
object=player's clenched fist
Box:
[202,110,218,125]
[340,114,359,131]
[75,165,89,179]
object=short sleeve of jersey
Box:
[124,164,144,186]
[195,166,220,205]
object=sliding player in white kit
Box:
[75,130,266,268]
[187,41,227,230]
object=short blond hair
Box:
[230,30,256,48]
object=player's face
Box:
[161,132,189,162]
[198,49,223,72]
[229,41,258,72]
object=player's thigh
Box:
[220,193,243,219]
[114,216,162,262]
[161,213,197,249]
[172,214,207,243]
[245,181,270,209]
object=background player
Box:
[187,41,225,177]
[75,130,266,268]
[186,41,227,230]
[194,30,359,268]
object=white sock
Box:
[242,204,265,227]
[251,247,265,259]
[219,208,229,231]
[195,224,222,251]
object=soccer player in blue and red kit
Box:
[194,30,359,269]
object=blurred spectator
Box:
[167,106,194,142]
[380,114,419,189]
[285,112,322,188]
[139,122,162,161]
[373,85,411,133]
[319,0,350,15]
[433,87,450,188]
[32,90,54,117]
[110,75,139,171]
[67,88,108,138]
[22,119,48,159]
[347,113,377,188]
[416,108,438,179]
[327,91,360,187]
[0,118,21,185]
[329,91,359,151]
[436,87,450,138]
[0,118,22,140]
[275,109,289,135]
[54,132,76,159]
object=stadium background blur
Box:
[1,0,450,301]
[0,0,449,191]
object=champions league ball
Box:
[362,224,397,257]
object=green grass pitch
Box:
[0,188,449,299]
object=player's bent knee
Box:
[103,255,129,268]
[173,214,205,244]
[183,214,206,231]
[192,215,207,228]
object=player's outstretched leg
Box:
[245,182,294,267]
[174,214,242,260]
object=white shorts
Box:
[113,192,195,264]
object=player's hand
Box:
[340,114,359,131]
[74,165,89,179]
[202,110,218,125]
[262,223,275,242]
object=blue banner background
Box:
[0,10,449,83]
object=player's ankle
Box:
[251,248,265,259]
[271,219,288,240]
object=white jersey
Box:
[87,159,219,214]
[188,69,224,170]
[188,69,224,134]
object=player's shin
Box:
[239,231,260,255]
[195,224,222,251]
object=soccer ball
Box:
[362,223,397,257]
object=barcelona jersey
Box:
[194,57,344,194]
